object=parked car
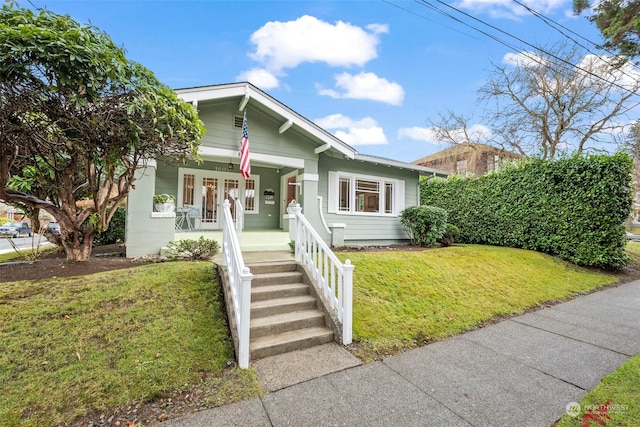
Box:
[46,221,61,236]
[0,222,32,238]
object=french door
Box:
[179,170,240,230]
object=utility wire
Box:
[510,0,640,80]
[412,0,640,100]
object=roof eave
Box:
[175,83,356,160]
[354,154,450,177]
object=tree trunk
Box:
[61,236,94,262]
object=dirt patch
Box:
[0,244,150,283]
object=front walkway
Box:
[160,280,640,427]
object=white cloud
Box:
[503,51,547,68]
[248,15,386,72]
[454,0,566,19]
[317,72,405,105]
[315,113,388,145]
[397,127,441,144]
[398,124,492,144]
[236,68,280,89]
[578,54,640,91]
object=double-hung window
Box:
[329,172,404,216]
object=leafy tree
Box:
[430,42,639,159]
[0,6,204,261]
[574,0,640,61]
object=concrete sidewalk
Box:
[160,280,640,427]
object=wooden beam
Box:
[238,94,250,111]
[279,119,293,134]
[314,143,331,154]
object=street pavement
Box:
[160,280,640,427]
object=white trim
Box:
[198,146,304,169]
[176,83,356,159]
[151,212,175,218]
[178,167,260,230]
[317,196,332,234]
[238,94,250,111]
[328,170,404,217]
[279,119,293,133]
[279,170,299,228]
[314,143,331,154]
[299,173,319,182]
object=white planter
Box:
[154,202,175,213]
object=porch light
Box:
[227,161,234,170]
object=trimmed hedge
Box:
[420,153,633,270]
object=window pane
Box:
[183,174,195,205]
[456,160,467,174]
[355,179,379,213]
[339,177,351,212]
[244,179,256,212]
[385,182,394,214]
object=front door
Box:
[199,175,240,230]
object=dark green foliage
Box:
[167,237,220,261]
[421,153,633,269]
[400,205,447,247]
[93,207,125,246]
[438,223,461,247]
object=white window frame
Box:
[328,171,404,217]
[178,167,260,215]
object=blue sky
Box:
[29,0,620,163]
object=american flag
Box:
[240,111,251,179]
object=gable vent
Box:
[233,115,243,128]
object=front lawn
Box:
[0,262,261,426]
[0,243,633,425]
[339,244,618,361]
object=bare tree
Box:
[431,42,640,159]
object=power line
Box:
[410,0,640,100]
[510,0,640,82]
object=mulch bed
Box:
[0,244,150,283]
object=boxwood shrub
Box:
[400,205,447,247]
[420,152,633,270]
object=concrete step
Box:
[251,271,304,287]
[250,326,335,360]
[251,283,309,302]
[251,295,317,318]
[247,261,297,275]
[250,309,326,339]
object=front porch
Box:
[174,229,291,253]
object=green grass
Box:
[338,244,617,361]
[555,354,640,426]
[0,242,634,425]
[0,262,261,427]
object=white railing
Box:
[290,204,354,344]
[234,198,244,240]
[221,199,252,368]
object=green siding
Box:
[156,159,282,230]
[318,156,419,245]
[197,103,318,161]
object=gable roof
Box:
[176,82,448,177]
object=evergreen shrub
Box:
[420,153,633,269]
[400,205,447,247]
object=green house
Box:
[124,82,448,257]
